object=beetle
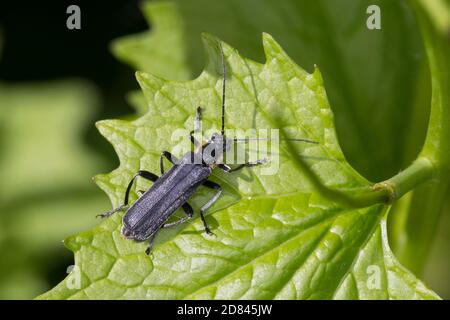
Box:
[98,43,318,255]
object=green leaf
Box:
[388,0,450,275]
[111,1,190,116]
[0,80,109,299]
[111,1,190,81]
[417,0,450,35]
[112,0,449,290]
[38,35,438,299]
[114,0,429,182]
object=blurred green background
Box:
[0,0,448,299]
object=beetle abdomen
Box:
[122,155,212,241]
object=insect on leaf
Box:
[37,34,439,300]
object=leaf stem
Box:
[284,131,433,209]
[285,0,450,211]
[374,157,435,203]
[387,0,450,274]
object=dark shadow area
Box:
[0,0,149,297]
[0,0,148,161]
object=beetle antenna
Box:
[220,43,226,136]
[234,137,319,144]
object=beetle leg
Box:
[195,106,203,131]
[189,106,203,148]
[123,170,159,204]
[200,180,222,235]
[160,151,179,174]
[97,170,159,219]
[189,130,201,148]
[217,163,232,172]
[145,234,156,255]
[96,204,128,219]
[163,203,194,228]
[218,158,267,173]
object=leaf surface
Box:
[112,0,450,288]
[38,35,438,299]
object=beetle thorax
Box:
[201,133,231,166]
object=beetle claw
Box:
[96,212,109,219]
[96,205,127,219]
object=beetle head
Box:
[201,133,232,165]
